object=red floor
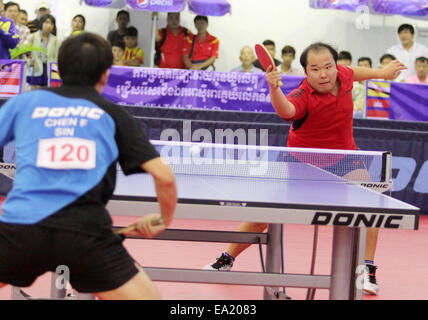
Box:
[1,214,427,300]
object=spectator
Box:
[357,56,372,68]
[71,14,85,36]
[338,50,352,66]
[280,45,303,76]
[379,53,396,69]
[253,39,281,71]
[154,12,192,69]
[112,40,125,66]
[183,15,218,71]
[4,2,30,46]
[122,26,143,67]
[386,24,428,80]
[230,45,262,73]
[107,10,130,45]
[27,1,56,36]
[27,14,59,89]
[406,57,428,85]
[352,57,373,119]
[0,0,19,59]
[17,9,28,27]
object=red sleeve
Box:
[286,87,309,120]
[211,38,219,58]
[337,63,354,90]
[182,35,193,56]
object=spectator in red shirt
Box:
[203,42,406,297]
[182,15,219,71]
[154,12,191,69]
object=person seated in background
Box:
[337,50,352,66]
[386,23,428,81]
[352,57,373,119]
[112,40,125,66]
[71,14,85,36]
[4,1,29,46]
[154,12,192,69]
[406,57,428,85]
[379,54,396,69]
[280,45,303,76]
[0,0,20,59]
[107,10,130,45]
[253,39,281,71]
[230,45,262,73]
[182,15,219,71]
[122,26,144,67]
[27,1,56,36]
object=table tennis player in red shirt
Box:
[203,42,406,297]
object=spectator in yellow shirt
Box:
[123,26,143,66]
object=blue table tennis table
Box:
[105,141,420,300]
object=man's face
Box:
[399,29,414,46]
[117,13,129,29]
[240,47,255,64]
[265,45,276,60]
[380,57,393,69]
[282,53,294,65]
[37,8,49,20]
[305,49,338,94]
[124,35,137,49]
[337,59,351,67]
[112,46,124,61]
[167,13,180,30]
[415,60,428,78]
[72,16,84,32]
[358,60,371,68]
[5,4,18,22]
[194,19,208,33]
[17,11,27,25]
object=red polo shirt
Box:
[157,26,190,69]
[285,64,357,150]
[182,32,219,62]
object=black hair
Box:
[194,15,208,23]
[262,39,275,47]
[338,50,352,62]
[281,45,296,57]
[39,14,56,28]
[380,53,396,63]
[72,14,86,28]
[116,10,130,20]
[300,42,338,70]
[58,32,113,86]
[111,40,125,51]
[125,26,138,37]
[358,56,372,67]
[18,8,27,15]
[4,1,19,11]
[415,56,427,64]
[398,24,414,35]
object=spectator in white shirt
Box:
[386,24,428,81]
[280,45,304,76]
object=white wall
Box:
[15,0,428,71]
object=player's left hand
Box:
[382,60,407,80]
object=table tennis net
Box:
[149,140,389,183]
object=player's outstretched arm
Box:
[351,60,407,82]
[266,65,296,119]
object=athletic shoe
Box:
[363,264,379,295]
[202,252,234,271]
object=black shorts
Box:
[0,222,139,293]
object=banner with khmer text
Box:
[102,67,304,112]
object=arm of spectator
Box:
[351,60,407,81]
[0,19,20,50]
[182,54,193,69]
[152,12,162,43]
[191,56,216,70]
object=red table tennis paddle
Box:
[254,44,283,86]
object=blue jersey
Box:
[0,86,159,235]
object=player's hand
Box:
[125,213,166,238]
[381,60,407,80]
[266,65,282,88]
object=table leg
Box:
[329,226,355,300]
[263,223,282,300]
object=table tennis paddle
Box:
[254,44,283,86]
[114,216,165,235]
